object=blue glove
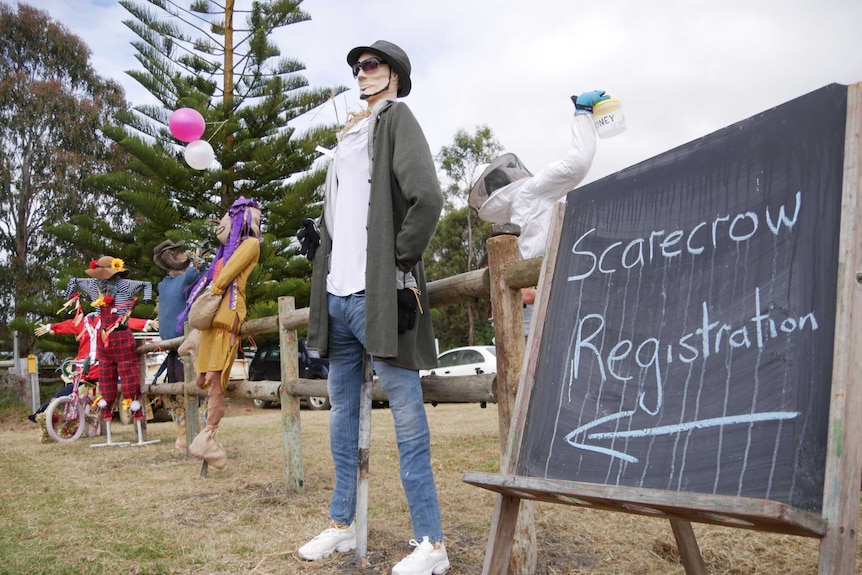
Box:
[572,90,610,114]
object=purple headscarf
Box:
[176,197,262,332]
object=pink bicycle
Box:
[44,358,100,443]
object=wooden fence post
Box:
[278,296,304,494]
[487,229,537,575]
[183,323,200,452]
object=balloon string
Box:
[205,120,229,142]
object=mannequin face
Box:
[356,51,398,105]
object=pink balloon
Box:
[169,108,206,142]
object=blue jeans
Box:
[326,292,443,543]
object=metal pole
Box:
[27,354,39,413]
[355,353,373,565]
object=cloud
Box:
[30,0,862,186]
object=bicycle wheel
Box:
[45,396,86,443]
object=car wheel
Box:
[253,399,272,409]
[306,396,330,411]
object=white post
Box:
[27,354,39,413]
[355,353,373,565]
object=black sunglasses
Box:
[352,57,386,78]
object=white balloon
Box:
[184,139,215,170]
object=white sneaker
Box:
[297,522,356,560]
[391,536,450,575]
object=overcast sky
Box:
[28,0,862,186]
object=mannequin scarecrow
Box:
[469,90,610,334]
[153,239,203,450]
[64,257,153,443]
[185,197,262,472]
[32,293,154,441]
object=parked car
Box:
[419,346,497,377]
[249,338,330,410]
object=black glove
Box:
[397,287,420,334]
[297,218,320,261]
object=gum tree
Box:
[0,3,127,353]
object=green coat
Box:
[308,100,443,370]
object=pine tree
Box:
[49,0,348,322]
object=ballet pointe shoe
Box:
[189,426,228,472]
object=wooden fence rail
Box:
[137,255,540,408]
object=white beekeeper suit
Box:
[470,112,598,335]
[469,113,597,259]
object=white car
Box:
[420,346,497,377]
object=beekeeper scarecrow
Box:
[469,90,612,334]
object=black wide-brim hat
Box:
[347,40,412,98]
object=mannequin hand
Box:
[35,324,52,337]
[572,90,610,114]
[397,287,420,334]
[144,319,159,332]
[297,218,320,261]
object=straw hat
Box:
[84,256,129,280]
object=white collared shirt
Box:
[326,116,371,296]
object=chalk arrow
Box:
[565,410,800,464]
[564,409,638,463]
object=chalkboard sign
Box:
[516,84,848,513]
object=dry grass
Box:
[0,402,859,575]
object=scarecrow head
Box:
[153,240,192,273]
[85,256,129,281]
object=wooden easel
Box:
[465,82,862,574]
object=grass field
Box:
[0,401,858,574]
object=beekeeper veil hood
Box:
[468,153,533,212]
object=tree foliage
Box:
[48,0,348,337]
[430,125,502,348]
[425,207,494,351]
[0,3,128,353]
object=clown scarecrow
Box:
[32,292,155,442]
[64,257,154,443]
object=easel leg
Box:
[482,494,521,575]
[669,518,707,575]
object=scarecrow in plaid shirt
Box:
[64,257,154,437]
